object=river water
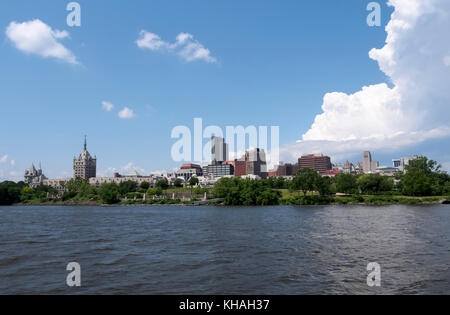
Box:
[0,205,448,295]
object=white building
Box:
[24,163,47,188]
[392,156,420,172]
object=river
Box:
[0,205,448,294]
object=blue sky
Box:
[1,0,449,180]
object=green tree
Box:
[98,183,120,204]
[400,156,449,196]
[156,179,169,190]
[189,177,199,187]
[357,174,393,194]
[119,181,137,195]
[291,168,320,196]
[173,178,184,188]
[140,182,150,190]
[213,177,281,206]
[0,181,22,205]
[146,188,157,197]
[315,176,333,196]
[335,173,358,194]
[155,186,164,196]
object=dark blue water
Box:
[0,205,448,295]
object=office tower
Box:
[73,136,97,179]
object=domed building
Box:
[73,136,97,179]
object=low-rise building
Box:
[42,178,70,194]
[376,166,400,176]
[203,163,234,178]
[392,156,420,172]
[176,164,203,181]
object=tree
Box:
[213,177,281,206]
[173,178,183,188]
[98,183,120,204]
[0,181,22,205]
[315,176,333,196]
[357,174,393,194]
[156,179,169,190]
[189,177,199,187]
[188,177,199,197]
[140,182,150,190]
[291,168,320,196]
[119,181,137,195]
[335,173,358,194]
[155,186,164,196]
[400,156,449,196]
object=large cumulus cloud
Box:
[288,0,450,163]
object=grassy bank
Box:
[11,195,449,207]
[281,195,449,206]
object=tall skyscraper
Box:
[245,148,267,177]
[211,136,229,165]
[73,136,97,179]
[362,151,379,173]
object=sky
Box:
[0,0,449,181]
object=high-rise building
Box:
[211,136,228,165]
[73,136,97,179]
[362,151,379,174]
[232,160,247,177]
[298,154,332,174]
[245,148,267,178]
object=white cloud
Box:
[6,19,78,64]
[441,161,450,172]
[102,101,114,112]
[284,126,450,164]
[118,107,136,119]
[136,31,166,50]
[136,30,217,63]
[97,163,147,178]
[297,0,450,157]
[0,155,21,182]
[444,56,450,67]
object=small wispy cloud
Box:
[118,107,136,119]
[136,30,217,63]
[101,101,114,112]
[444,56,450,67]
[6,19,78,64]
[97,163,147,177]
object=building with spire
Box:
[73,136,97,179]
[24,162,47,187]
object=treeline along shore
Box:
[1,157,450,207]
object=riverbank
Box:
[9,196,450,207]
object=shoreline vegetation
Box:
[8,195,450,207]
[1,156,450,207]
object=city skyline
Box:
[1,0,450,182]
[22,135,428,185]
